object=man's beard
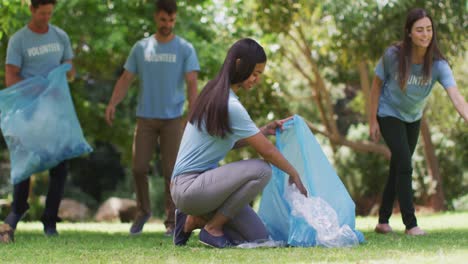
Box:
[158,27,173,37]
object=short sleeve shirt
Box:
[172,90,260,177]
[6,24,73,79]
[374,46,456,122]
[124,35,200,119]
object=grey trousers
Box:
[171,159,272,243]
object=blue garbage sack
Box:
[0,63,92,184]
[258,115,365,247]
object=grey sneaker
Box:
[129,213,151,235]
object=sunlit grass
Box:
[1,212,467,263]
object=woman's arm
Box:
[260,116,293,136]
[446,86,468,122]
[369,76,383,142]
[232,117,293,149]
[232,138,249,149]
[244,132,308,196]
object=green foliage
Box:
[67,142,126,204]
[148,176,165,218]
[348,90,367,116]
[453,194,468,211]
[419,51,468,207]
[431,128,468,206]
[254,0,301,33]
[325,0,467,61]
[0,0,29,83]
[334,123,388,214]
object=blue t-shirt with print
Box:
[375,46,456,122]
[172,90,260,178]
[6,24,73,80]
[124,35,200,119]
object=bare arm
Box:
[369,76,383,142]
[185,71,198,113]
[63,59,76,82]
[244,132,308,196]
[5,64,22,87]
[232,138,249,149]
[105,70,136,126]
[446,86,468,122]
[233,116,293,149]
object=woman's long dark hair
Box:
[395,8,446,90]
[189,38,267,137]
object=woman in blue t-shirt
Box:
[369,8,468,236]
[170,38,308,248]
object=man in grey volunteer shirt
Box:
[3,0,75,238]
[105,0,200,236]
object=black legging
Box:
[377,116,421,230]
[11,161,67,224]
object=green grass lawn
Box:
[1,212,467,263]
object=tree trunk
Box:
[282,29,390,159]
[420,116,446,211]
[358,60,371,121]
[304,118,391,159]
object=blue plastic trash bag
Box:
[258,115,365,247]
[0,63,92,184]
